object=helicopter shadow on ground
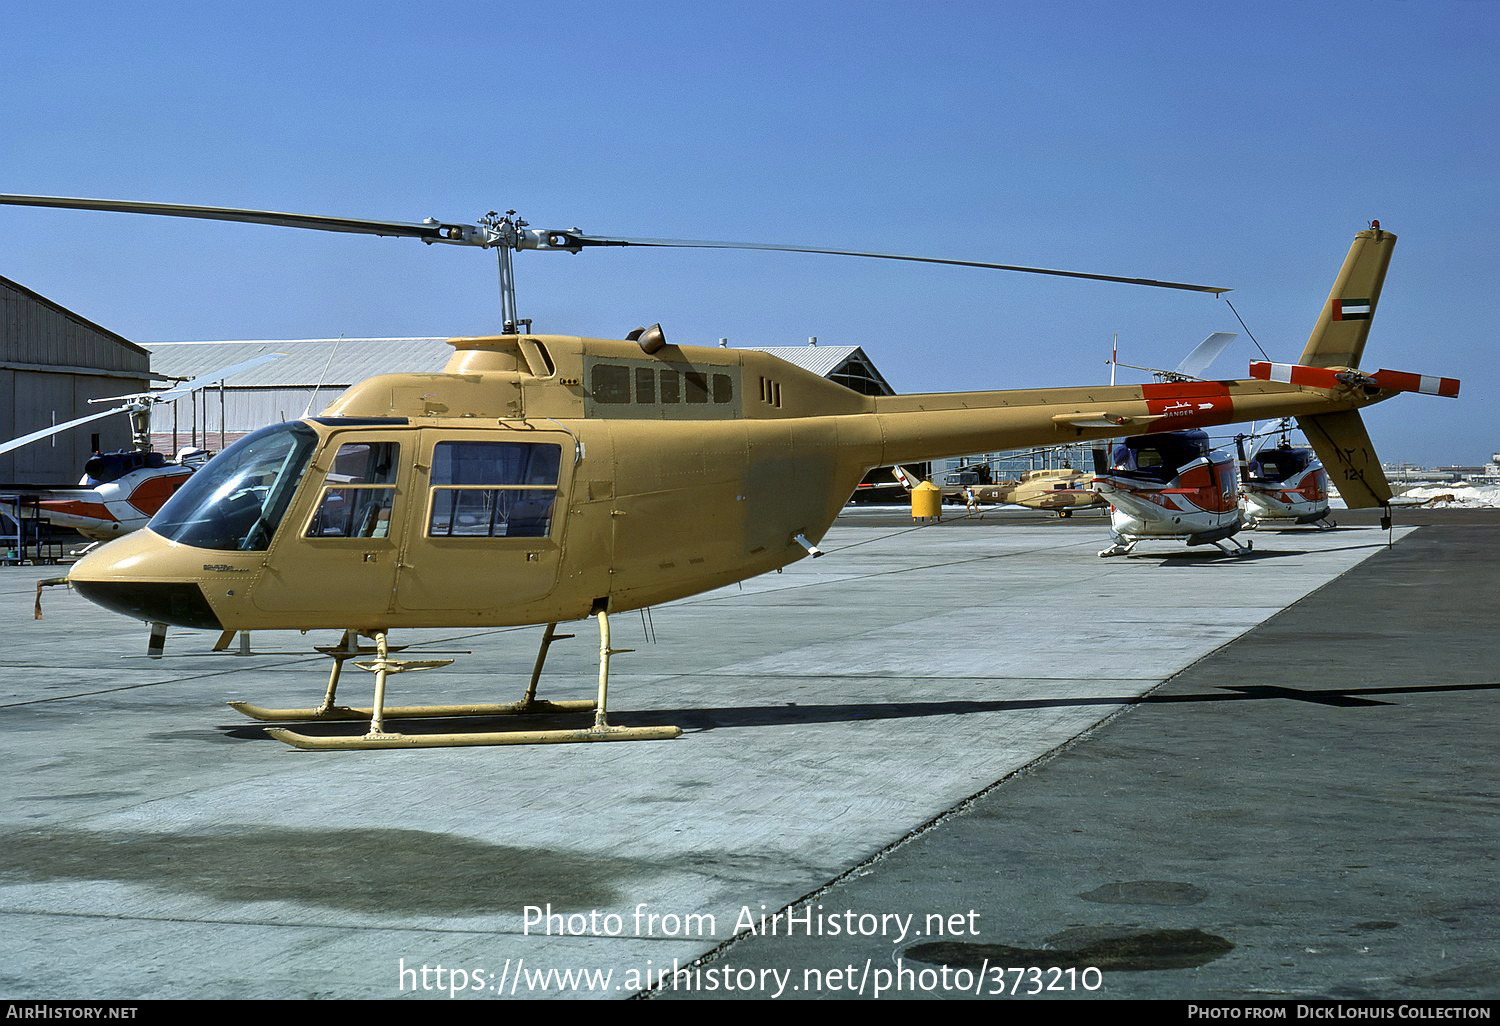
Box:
[204,679,1500,741]
[1129,540,1394,565]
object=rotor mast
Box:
[479,210,529,334]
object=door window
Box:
[306,441,399,538]
[427,441,562,538]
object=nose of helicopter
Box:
[68,529,224,629]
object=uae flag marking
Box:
[1332,297,1372,321]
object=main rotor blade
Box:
[0,195,1231,292]
[0,194,487,246]
[0,404,136,458]
[564,233,1232,294]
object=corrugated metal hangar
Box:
[1,276,150,485]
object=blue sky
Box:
[3,1,1495,464]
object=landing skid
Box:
[267,722,682,750]
[233,615,682,750]
[1099,537,1253,558]
[1246,515,1335,531]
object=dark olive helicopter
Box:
[2,197,1457,750]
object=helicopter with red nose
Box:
[0,353,283,541]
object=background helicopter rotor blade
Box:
[559,233,1232,294]
[0,194,495,247]
[89,352,287,405]
[147,351,287,404]
[0,353,286,458]
[1173,331,1240,378]
[0,403,138,458]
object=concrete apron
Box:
[0,521,1407,998]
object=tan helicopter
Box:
[4,197,1455,751]
[951,463,1101,516]
[896,458,1103,516]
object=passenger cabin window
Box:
[592,364,631,404]
[427,441,561,539]
[635,367,656,404]
[307,441,399,539]
[585,361,735,411]
[660,369,680,403]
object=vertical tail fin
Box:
[1298,223,1396,369]
[1296,410,1392,509]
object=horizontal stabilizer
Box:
[1250,362,1459,398]
[1296,410,1392,509]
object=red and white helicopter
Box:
[1091,429,1251,558]
[1090,331,1254,557]
[1088,234,1461,557]
[0,353,282,541]
[1236,420,1334,530]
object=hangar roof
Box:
[144,338,450,388]
[742,345,893,396]
[2,275,151,371]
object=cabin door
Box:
[250,428,409,618]
[394,428,574,614]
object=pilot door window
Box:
[306,442,399,539]
[427,441,562,539]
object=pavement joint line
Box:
[595,673,1167,681]
[0,907,700,941]
[681,540,1109,607]
[675,530,1407,610]
[637,524,1425,999]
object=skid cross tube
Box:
[255,614,681,750]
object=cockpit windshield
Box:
[149,422,318,551]
[1250,447,1312,483]
[1110,431,1211,483]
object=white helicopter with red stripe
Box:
[1231,363,1457,535]
[28,448,208,540]
[1088,217,1461,558]
[0,353,282,541]
[1088,331,1254,556]
[1235,421,1334,530]
[1092,429,1251,558]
